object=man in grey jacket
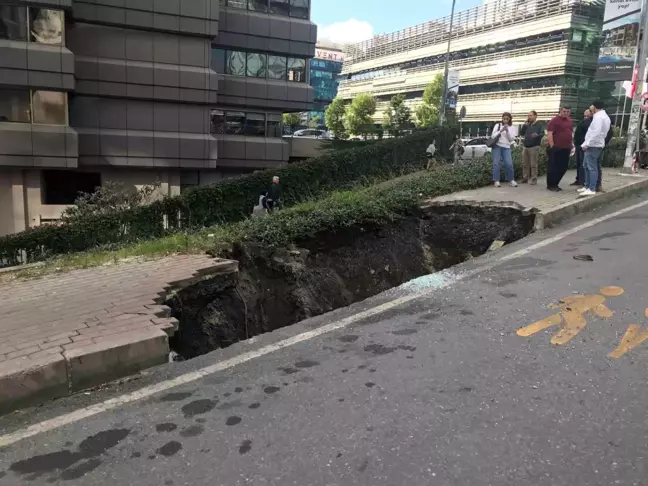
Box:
[519,110,545,185]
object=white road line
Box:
[1,197,647,449]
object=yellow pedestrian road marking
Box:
[517,288,620,345]
[609,322,648,359]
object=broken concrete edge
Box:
[0,329,170,415]
[535,176,648,230]
[157,259,239,303]
[0,261,45,275]
[423,199,538,217]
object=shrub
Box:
[0,128,455,265]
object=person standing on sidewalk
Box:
[491,112,518,188]
[578,101,611,198]
[546,106,574,192]
[519,110,544,185]
[266,176,282,212]
[571,109,592,187]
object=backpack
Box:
[605,124,614,146]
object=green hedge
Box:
[0,128,455,266]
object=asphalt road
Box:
[2,194,648,486]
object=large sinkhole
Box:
[168,203,536,359]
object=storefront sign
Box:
[315,48,345,62]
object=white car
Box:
[460,138,491,160]
[291,129,331,139]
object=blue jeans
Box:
[583,147,603,191]
[492,146,514,182]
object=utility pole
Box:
[623,0,648,173]
[437,0,457,128]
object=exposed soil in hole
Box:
[168,204,535,359]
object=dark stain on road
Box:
[364,344,397,355]
[358,459,369,473]
[157,441,182,457]
[131,452,141,458]
[460,309,474,316]
[392,328,418,335]
[60,458,102,481]
[156,423,178,433]
[295,360,320,368]
[338,334,359,343]
[459,386,474,393]
[159,392,193,403]
[182,399,216,418]
[264,386,281,394]
[249,402,261,409]
[398,345,417,352]
[234,387,243,393]
[226,416,242,426]
[500,291,517,298]
[239,440,253,454]
[196,418,207,424]
[296,376,315,383]
[224,392,231,397]
[587,231,629,242]
[599,247,614,251]
[180,425,204,438]
[365,382,376,388]
[279,367,300,375]
[218,400,242,410]
[9,429,130,479]
[165,481,174,485]
[369,368,377,372]
[0,472,6,479]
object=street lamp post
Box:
[437,0,457,128]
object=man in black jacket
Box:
[519,110,545,184]
[571,109,592,187]
[266,176,282,213]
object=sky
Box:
[312,0,484,46]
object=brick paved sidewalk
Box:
[431,169,648,229]
[0,254,237,413]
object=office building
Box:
[0,0,316,236]
[337,0,604,136]
[307,42,343,125]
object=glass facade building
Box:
[308,46,344,127]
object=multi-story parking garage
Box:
[337,0,604,136]
[0,0,315,236]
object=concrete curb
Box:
[0,257,239,415]
[535,176,648,230]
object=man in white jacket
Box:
[578,101,611,198]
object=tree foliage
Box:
[282,112,301,133]
[383,94,412,137]
[345,93,377,137]
[415,74,444,128]
[325,97,348,139]
[308,115,322,129]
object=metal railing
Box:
[343,0,603,65]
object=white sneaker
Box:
[577,187,587,193]
[510,181,518,187]
[494,181,501,188]
[578,189,595,197]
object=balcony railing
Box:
[343,0,603,65]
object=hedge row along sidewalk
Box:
[0,128,455,266]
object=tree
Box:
[383,93,412,137]
[308,115,321,129]
[345,93,376,138]
[325,97,348,139]
[415,74,444,128]
[282,112,301,134]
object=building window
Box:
[269,0,290,16]
[42,170,101,205]
[248,0,267,11]
[180,171,200,194]
[211,109,225,134]
[212,48,226,73]
[227,0,247,8]
[30,8,63,45]
[0,5,27,41]
[32,91,67,125]
[267,114,282,137]
[211,110,283,138]
[226,50,246,76]
[287,58,306,82]
[245,113,266,136]
[247,52,267,78]
[291,0,309,19]
[268,55,288,80]
[226,111,245,135]
[0,89,31,123]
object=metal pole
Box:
[623,0,648,172]
[437,0,457,127]
[620,93,628,136]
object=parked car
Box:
[460,137,491,160]
[290,129,331,139]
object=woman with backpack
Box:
[489,112,518,187]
